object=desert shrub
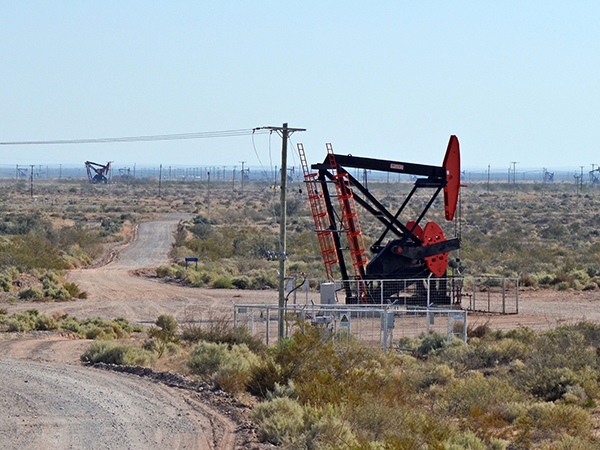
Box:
[156,265,179,278]
[5,309,40,331]
[63,282,81,298]
[507,325,600,402]
[188,341,260,393]
[0,267,18,292]
[415,333,449,356]
[0,235,66,271]
[346,396,452,449]
[43,286,71,300]
[80,317,131,340]
[18,287,44,300]
[444,430,487,450]
[538,434,598,450]
[269,328,390,408]
[520,402,591,441]
[60,317,83,334]
[441,336,528,371]
[112,317,133,333]
[442,371,526,418]
[40,270,61,289]
[212,276,233,289]
[81,341,156,366]
[248,359,284,398]
[155,314,178,337]
[165,341,181,355]
[417,363,455,389]
[251,398,356,449]
[231,275,251,289]
[35,314,58,330]
[248,269,278,289]
[83,325,116,340]
[145,315,179,358]
[182,318,266,354]
[468,323,491,338]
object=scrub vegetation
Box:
[80,312,600,449]
[3,176,600,448]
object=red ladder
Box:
[326,143,368,279]
[298,143,338,282]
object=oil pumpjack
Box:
[298,136,462,305]
[84,161,111,184]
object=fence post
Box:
[250,309,255,335]
[233,304,237,329]
[472,278,476,310]
[380,280,384,305]
[427,278,430,306]
[266,307,270,347]
[502,278,506,314]
[447,312,451,342]
[515,278,519,314]
[382,310,388,352]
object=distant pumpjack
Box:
[85,161,111,184]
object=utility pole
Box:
[158,164,162,197]
[30,165,34,197]
[240,161,246,193]
[254,123,305,340]
[232,165,236,192]
[510,162,518,184]
[207,171,211,218]
[487,164,491,193]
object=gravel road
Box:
[0,359,221,450]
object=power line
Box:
[0,128,270,146]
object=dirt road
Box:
[8,214,276,325]
[0,358,235,450]
[0,215,265,450]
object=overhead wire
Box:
[0,128,270,146]
[251,129,270,180]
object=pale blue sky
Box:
[1,1,598,170]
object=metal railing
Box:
[233,303,467,351]
[285,276,518,315]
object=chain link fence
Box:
[285,276,518,314]
[233,303,468,351]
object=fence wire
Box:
[285,276,518,314]
[234,303,468,351]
